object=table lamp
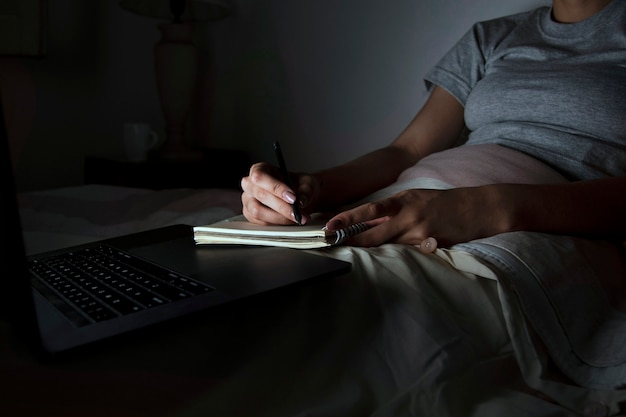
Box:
[119,0,231,159]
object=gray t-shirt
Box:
[425,0,626,180]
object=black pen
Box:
[273,141,303,225]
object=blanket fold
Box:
[457,233,626,390]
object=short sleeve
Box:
[424,13,528,106]
[424,26,487,106]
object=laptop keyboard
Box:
[29,245,214,327]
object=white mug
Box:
[123,123,159,162]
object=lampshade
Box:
[119,0,231,21]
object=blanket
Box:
[357,144,626,413]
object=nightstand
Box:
[84,149,251,190]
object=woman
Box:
[233,0,626,415]
[241,0,625,251]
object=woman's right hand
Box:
[240,162,321,225]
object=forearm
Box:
[499,176,626,239]
[311,86,465,212]
[312,145,416,210]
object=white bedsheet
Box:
[18,184,243,255]
[165,243,624,416]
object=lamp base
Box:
[154,22,200,160]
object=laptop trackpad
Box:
[127,235,350,300]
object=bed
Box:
[5,146,626,416]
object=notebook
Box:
[0,102,351,356]
[193,215,369,249]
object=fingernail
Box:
[283,191,296,204]
[420,237,438,254]
[291,212,308,225]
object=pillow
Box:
[364,144,568,202]
[401,143,567,186]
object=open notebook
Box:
[193,215,369,249]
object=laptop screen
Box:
[0,94,43,349]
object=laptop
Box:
[0,103,351,357]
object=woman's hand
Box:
[326,176,626,250]
[240,162,321,225]
[325,185,511,249]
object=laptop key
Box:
[98,246,214,295]
[165,273,214,295]
[28,243,218,326]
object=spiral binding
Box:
[332,222,369,245]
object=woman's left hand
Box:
[325,186,511,250]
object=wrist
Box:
[483,184,525,236]
[308,170,336,212]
